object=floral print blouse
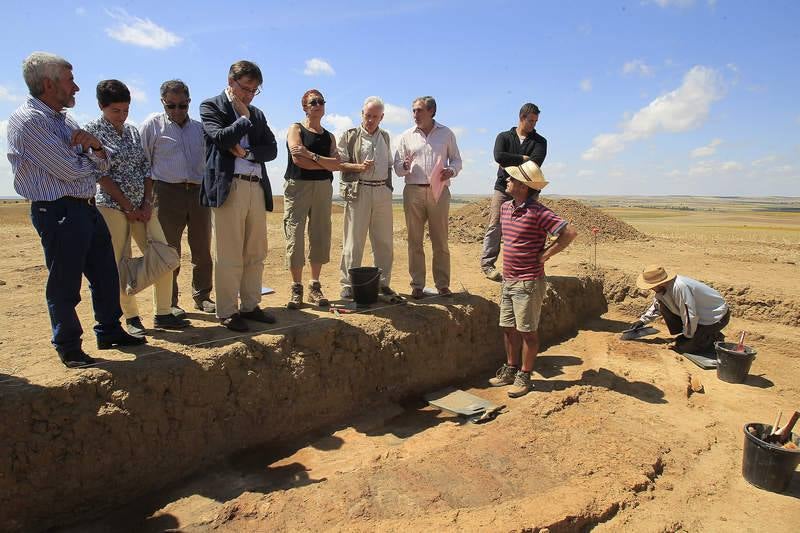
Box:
[84,117,151,210]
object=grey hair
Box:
[412,96,436,117]
[362,96,384,111]
[22,52,72,97]
[160,79,190,99]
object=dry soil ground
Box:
[1,197,799,532]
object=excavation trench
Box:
[0,275,606,531]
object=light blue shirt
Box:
[225,90,262,178]
[639,275,729,338]
[140,113,204,184]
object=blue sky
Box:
[2,0,799,197]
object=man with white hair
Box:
[6,52,145,368]
[337,96,397,300]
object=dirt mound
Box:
[447,197,648,244]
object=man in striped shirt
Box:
[488,161,577,397]
[7,52,145,368]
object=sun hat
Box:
[636,264,677,290]
[503,160,549,191]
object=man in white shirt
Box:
[393,96,462,299]
[631,264,730,354]
[337,96,397,300]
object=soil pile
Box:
[447,197,648,244]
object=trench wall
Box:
[0,275,606,531]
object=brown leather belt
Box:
[408,183,430,187]
[233,173,260,182]
[160,180,200,189]
[358,181,385,187]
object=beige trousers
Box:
[98,207,172,318]
[283,179,333,268]
[212,178,267,319]
[339,184,394,288]
[403,184,451,290]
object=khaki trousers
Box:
[212,178,267,319]
[98,207,172,318]
[283,179,333,268]
[153,181,213,307]
[339,184,394,288]
[403,184,451,289]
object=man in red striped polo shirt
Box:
[488,161,577,397]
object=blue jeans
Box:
[30,197,124,355]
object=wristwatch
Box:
[312,153,320,162]
[243,149,251,160]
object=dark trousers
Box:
[30,198,124,355]
[153,181,213,306]
[661,305,730,354]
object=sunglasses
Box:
[163,103,189,110]
[307,98,326,107]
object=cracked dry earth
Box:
[66,309,800,532]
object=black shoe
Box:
[194,299,216,313]
[220,313,249,332]
[154,314,191,329]
[170,306,187,318]
[58,349,96,368]
[240,306,277,324]
[125,316,146,337]
[97,332,147,350]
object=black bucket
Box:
[349,267,381,306]
[742,423,800,493]
[715,342,756,384]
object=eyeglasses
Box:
[162,102,189,110]
[234,79,261,96]
[307,98,325,107]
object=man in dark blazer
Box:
[200,60,278,332]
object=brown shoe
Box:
[287,283,303,310]
[438,287,453,297]
[308,281,330,307]
[488,364,518,387]
[411,288,425,299]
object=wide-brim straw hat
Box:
[636,264,677,290]
[504,160,549,190]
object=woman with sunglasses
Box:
[283,89,341,309]
[85,79,190,336]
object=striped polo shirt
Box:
[500,197,567,280]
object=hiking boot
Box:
[308,281,330,307]
[287,283,303,310]
[508,370,533,398]
[489,363,518,387]
[484,267,503,282]
[340,286,354,300]
[125,316,146,337]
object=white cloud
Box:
[322,114,354,138]
[576,169,595,177]
[451,126,467,137]
[128,85,147,103]
[580,78,592,92]
[303,58,335,77]
[751,154,777,167]
[476,127,488,134]
[382,102,411,126]
[0,85,23,103]
[105,8,182,50]
[690,138,723,158]
[623,59,654,77]
[583,66,724,160]
[688,159,742,176]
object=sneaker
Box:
[340,286,354,300]
[484,267,503,282]
[508,370,533,398]
[287,283,303,310]
[125,316,146,337]
[489,363,518,387]
[308,281,330,307]
[154,314,191,330]
[170,306,187,318]
[194,299,216,313]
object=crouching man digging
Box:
[630,265,730,355]
[489,161,576,397]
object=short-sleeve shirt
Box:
[500,197,567,280]
[84,117,151,210]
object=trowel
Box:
[620,325,659,341]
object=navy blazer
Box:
[199,91,277,210]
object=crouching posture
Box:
[631,265,730,355]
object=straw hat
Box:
[504,160,549,190]
[636,264,677,290]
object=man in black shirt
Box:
[481,103,547,281]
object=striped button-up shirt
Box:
[7,96,109,201]
[139,112,205,184]
[393,121,462,185]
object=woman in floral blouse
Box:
[86,80,190,335]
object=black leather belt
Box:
[409,183,430,187]
[233,174,260,182]
[63,196,96,206]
